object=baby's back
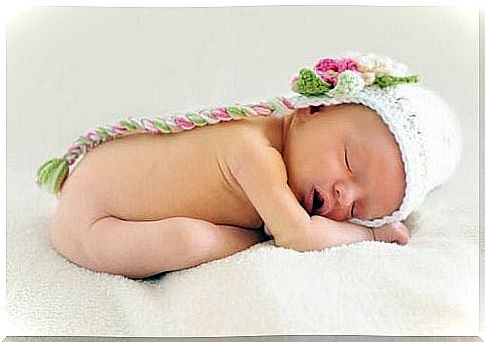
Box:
[56,117,272,229]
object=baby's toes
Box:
[374,222,410,245]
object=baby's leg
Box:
[80,217,267,279]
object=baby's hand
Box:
[276,215,410,252]
[372,221,410,245]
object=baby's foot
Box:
[372,222,409,245]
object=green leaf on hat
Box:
[374,74,421,88]
[293,68,332,96]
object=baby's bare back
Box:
[58,118,269,229]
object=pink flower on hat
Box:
[336,58,358,72]
[314,57,358,86]
[321,70,339,86]
[315,58,338,73]
[314,58,338,85]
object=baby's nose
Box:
[333,183,354,207]
[332,183,359,218]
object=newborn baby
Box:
[37,52,461,279]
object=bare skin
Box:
[49,103,409,279]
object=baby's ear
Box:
[296,105,324,123]
[309,105,322,114]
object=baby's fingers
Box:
[373,222,410,245]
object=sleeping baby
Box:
[36,52,462,279]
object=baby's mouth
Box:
[311,188,325,214]
[306,187,326,215]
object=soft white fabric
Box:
[7,170,478,336]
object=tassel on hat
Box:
[36,158,69,194]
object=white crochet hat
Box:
[281,52,462,228]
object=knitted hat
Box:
[282,52,462,227]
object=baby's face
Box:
[283,103,405,222]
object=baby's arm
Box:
[229,144,408,251]
[306,215,409,248]
[228,143,311,249]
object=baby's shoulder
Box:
[224,123,285,179]
[223,120,273,152]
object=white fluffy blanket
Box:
[6,166,478,336]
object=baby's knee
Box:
[160,217,219,254]
[49,208,95,270]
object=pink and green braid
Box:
[37,53,420,196]
[36,96,295,195]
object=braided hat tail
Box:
[36,97,295,195]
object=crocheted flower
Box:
[353,54,407,77]
[314,58,338,73]
[314,57,358,86]
[336,58,358,72]
[326,70,365,98]
[360,72,376,86]
[320,70,339,86]
[291,55,422,97]
[352,54,422,87]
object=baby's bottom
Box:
[51,216,267,279]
